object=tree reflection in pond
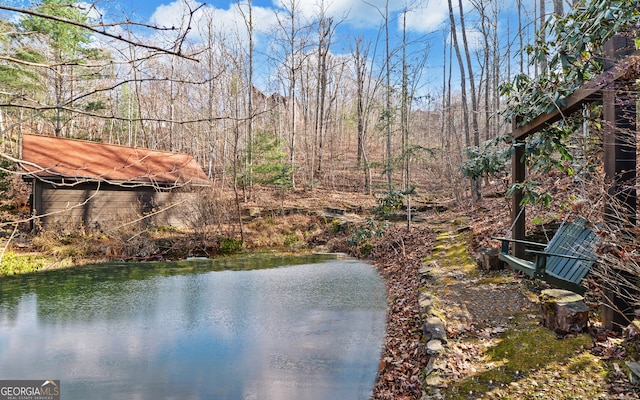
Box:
[0,255,386,400]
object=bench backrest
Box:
[544,217,598,284]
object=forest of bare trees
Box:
[0,0,607,209]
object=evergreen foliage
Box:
[487,0,640,205]
[244,130,294,192]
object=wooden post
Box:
[604,35,637,227]
[511,119,526,258]
[602,35,637,331]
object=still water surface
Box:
[0,254,387,400]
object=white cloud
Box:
[143,0,484,53]
[145,0,478,45]
[268,0,475,35]
[150,0,204,30]
[404,2,450,33]
[149,0,278,44]
[403,0,476,33]
[271,0,406,29]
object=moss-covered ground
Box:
[421,218,615,400]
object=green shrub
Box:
[359,241,373,256]
[347,218,387,250]
[283,234,299,247]
[219,237,243,255]
[460,143,509,180]
[372,190,404,218]
[0,251,46,276]
[330,219,344,234]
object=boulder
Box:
[423,317,447,342]
[426,339,444,355]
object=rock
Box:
[419,261,438,276]
[323,207,345,216]
[419,291,436,316]
[623,320,640,339]
[626,361,640,384]
[424,372,445,387]
[425,355,447,376]
[344,204,362,214]
[540,289,590,333]
[426,339,444,355]
[413,202,449,213]
[476,246,502,271]
[423,317,447,342]
[386,212,425,222]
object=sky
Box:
[102,0,516,93]
[5,0,527,94]
[116,0,462,61]
[123,0,459,36]
[121,0,528,91]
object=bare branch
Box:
[0,5,200,62]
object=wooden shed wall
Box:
[31,181,199,230]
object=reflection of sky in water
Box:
[0,258,386,400]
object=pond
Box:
[0,254,387,400]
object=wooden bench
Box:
[496,217,599,294]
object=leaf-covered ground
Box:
[355,193,640,399]
[418,217,614,400]
[364,224,436,400]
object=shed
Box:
[20,134,211,230]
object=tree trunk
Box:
[447,0,470,148]
[246,0,254,200]
[384,0,393,190]
[517,0,523,74]
[458,0,481,202]
[448,0,472,204]
[553,0,563,16]
[401,10,409,192]
[539,0,547,72]
[314,14,332,179]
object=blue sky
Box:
[106,0,509,91]
[120,0,528,91]
[6,0,526,93]
[122,0,458,35]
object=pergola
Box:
[508,35,639,329]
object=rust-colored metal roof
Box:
[21,134,211,187]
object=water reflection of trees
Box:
[0,254,338,323]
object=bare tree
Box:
[539,0,547,72]
[366,0,396,190]
[456,0,482,202]
[238,0,255,200]
[553,0,563,16]
[272,0,311,190]
[383,0,393,190]
[354,38,371,193]
[447,0,470,149]
[517,0,524,74]
[312,3,338,180]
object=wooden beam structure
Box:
[509,37,640,261]
[510,121,526,259]
[512,48,640,140]
[602,35,637,330]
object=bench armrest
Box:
[493,237,547,247]
[526,249,596,261]
[494,237,547,254]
